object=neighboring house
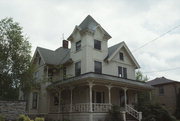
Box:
[26,15,152,121]
[147,77,180,114]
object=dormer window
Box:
[76,40,81,51]
[119,52,124,61]
[38,57,41,65]
[94,40,101,50]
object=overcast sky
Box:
[0,0,180,81]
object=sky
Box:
[0,0,180,81]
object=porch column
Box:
[122,87,128,109]
[88,81,94,112]
[70,87,74,112]
[58,90,61,113]
[106,85,112,105]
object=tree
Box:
[0,18,31,100]
[136,70,148,82]
[135,71,176,121]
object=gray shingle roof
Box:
[147,77,179,85]
[78,15,111,39]
[108,42,123,57]
[37,47,70,65]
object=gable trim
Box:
[31,48,46,65]
[107,42,140,69]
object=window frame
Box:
[32,92,38,109]
[75,61,81,76]
[94,39,101,50]
[159,86,164,95]
[118,66,127,78]
[94,61,102,74]
[119,52,124,61]
[76,40,81,51]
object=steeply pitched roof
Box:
[107,42,124,57]
[68,15,111,40]
[105,42,140,69]
[36,47,70,65]
[147,77,179,86]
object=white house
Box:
[27,15,152,121]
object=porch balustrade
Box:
[50,103,112,113]
[126,104,142,121]
[92,103,111,112]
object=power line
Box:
[144,67,180,74]
[132,24,180,52]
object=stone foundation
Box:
[0,101,26,120]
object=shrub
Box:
[17,115,31,121]
[0,115,5,121]
[108,105,122,121]
[35,117,44,121]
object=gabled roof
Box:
[32,47,70,65]
[68,15,111,40]
[147,77,180,86]
[105,41,140,69]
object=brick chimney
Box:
[63,40,68,48]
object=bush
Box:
[0,115,5,121]
[137,103,176,121]
[108,105,122,121]
[17,115,31,121]
[35,117,44,121]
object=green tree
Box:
[136,70,148,82]
[0,18,31,100]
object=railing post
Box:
[139,112,142,121]
[122,111,126,121]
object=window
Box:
[76,40,81,51]
[94,61,102,74]
[94,40,101,50]
[54,92,59,105]
[48,69,53,80]
[32,92,38,109]
[34,71,39,79]
[119,52,124,61]
[159,86,164,95]
[63,67,66,79]
[118,66,127,78]
[92,91,105,103]
[38,57,41,65]
[75,61,81,76]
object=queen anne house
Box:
[27,15,152,121]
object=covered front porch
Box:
[47,72,152,121]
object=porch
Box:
[47,72,152,121]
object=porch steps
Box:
[126,113,138,121]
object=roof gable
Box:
[147,77,179,85]
[106,42,140,69]
[32,47,70,65]
[68,15,111,41]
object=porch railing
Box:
[126,104,142,121]
[53,103,111,113]
[92,103,111,112]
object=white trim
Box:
[107,42,140,69]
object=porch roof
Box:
[48,72,153,90]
